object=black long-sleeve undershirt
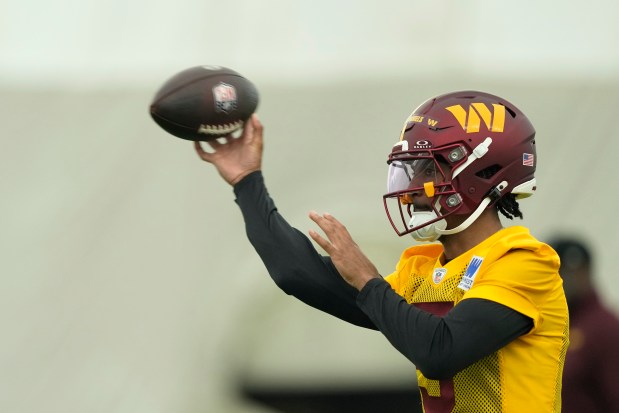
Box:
[233,171,533,379]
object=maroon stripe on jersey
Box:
[420,379,455,413]
[414,301,454,316]
[415,301,456,412]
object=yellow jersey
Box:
[385,226,569,412]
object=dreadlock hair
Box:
[475,165,524,220]
[496,193,523,220]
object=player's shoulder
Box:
[399,243,443,262]
[479,226,561,280]
[391,243,443,273]
[386,243,443,291]
[486,226,558,262]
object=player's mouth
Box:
[411,204,432,212]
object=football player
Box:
[195,91,569,412]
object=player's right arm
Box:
[234,170,376,328]
[195,115,376,328]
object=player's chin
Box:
[412,205,433,213]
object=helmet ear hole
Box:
[475,164,502,179]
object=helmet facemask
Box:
[383,143,466,241]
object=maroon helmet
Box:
[384,91,537,240]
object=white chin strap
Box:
[435,196,491,236]
[409,180,508,242]
[408,199,489,242]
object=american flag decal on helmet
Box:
[523,153,535,167]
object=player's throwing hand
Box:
[194,114,263,186]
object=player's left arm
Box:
[308,211,533,379]
[357,279,533,379]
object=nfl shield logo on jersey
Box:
[212,82,238,113]
[432,268,447,284]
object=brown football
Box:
[149,65,259,141]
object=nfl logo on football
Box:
[213,82,238,113]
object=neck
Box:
[440,209,503,261]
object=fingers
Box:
[194,135,231,162]
[309,228,333,254]
[309,211,331,252]
[240,116,254,141]
[197,114,261,152]
[239,113,262,146]
[250,114,263,144]
[308,211,351,253]
[309,210,327,231]
[309,211,342,232]
[194,141,213,162]
[205,137,224,150]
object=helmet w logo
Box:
[445,103,506,133]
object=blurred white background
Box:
[1,1,619,412]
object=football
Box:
[149,65,259,141]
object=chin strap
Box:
[452,137,493,179]
[410,180,508,241]
[435,196,492,236]
[407,136,504,242]
[436,180,508,236]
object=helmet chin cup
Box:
[408,210,447,242]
